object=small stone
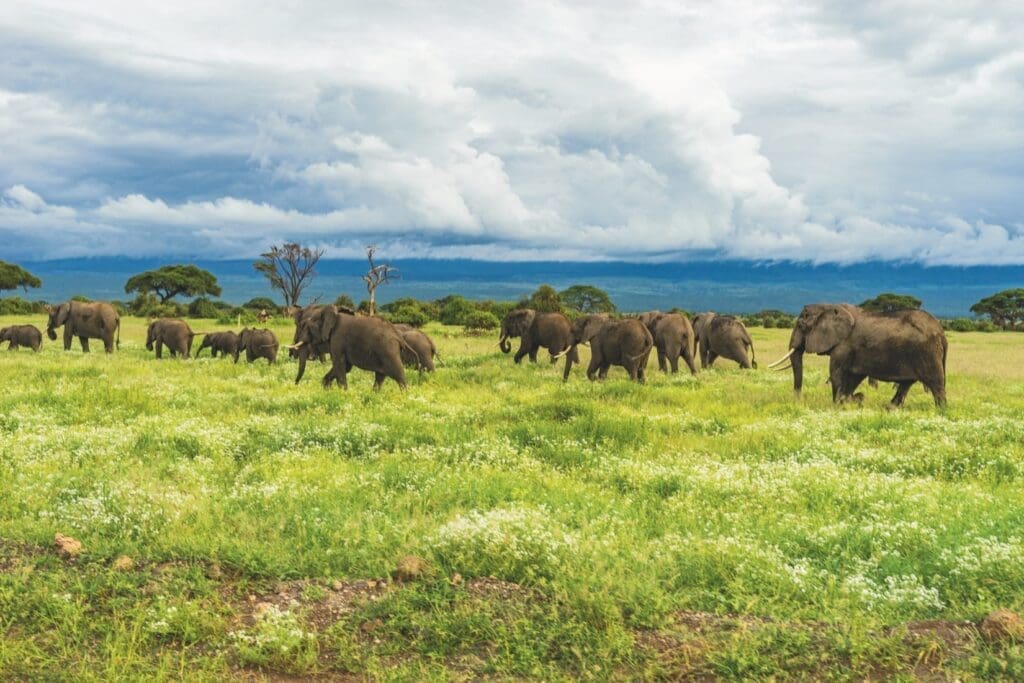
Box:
[451,573,463,586]
[247,594,256,603]
[392,555,429,582]
[360,617,383,634]
[980,609,1024,642]
[332,580,344,591]
[254,602,273,616]
[54,533,82,558]
[366,579,377,589]
[206,563,222,579]
[112,555,134,571]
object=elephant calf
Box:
[638,311,699,375]
[559,314,653,382]
[692,312,757,369]
[195,331,241,362]
[394,324,440,372]
[146,318,197,359]
[0,324,42,352]
[239,327,279,364]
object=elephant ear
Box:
[578,315,605,344]
[805,306,855,354]
[518,309,536,334]
[318,306,339,343]
[55,302,71,326]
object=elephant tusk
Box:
[773,363,791,372]
[767,348,795,368]
[552,347,572,359]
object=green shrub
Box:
[188,297,223,319]
[440,296,476,325]
[387,304,431,327]
[334,294,356,310]
[463,310,500,331]
[242,297,279,311]
[0,296,41,315]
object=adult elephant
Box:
[195,331,241,362]
[290,305,414,390]
[290,304,332,383]
[146,318,197,359]
[767,304,947,407]
[46,300,120,353]
[692,312,757,369]
[0,324,42,352]
[638,311,698,375]
[394,325,440,372]
[558,314,653,382]
[498,308,577,365]
[239,328,279,364]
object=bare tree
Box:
[253,243,325,310]
[361,245,398,316]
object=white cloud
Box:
[0,1,1021,263]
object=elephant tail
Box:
[625,334,655,363]
[398,336,422,370]
[116,318,121,350]
[743,329,757,369]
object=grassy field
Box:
[2,314,1024,680]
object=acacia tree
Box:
[124,264,220,303]
[361,245,398,316]
[525,284,562,313]
[559,284,616,314]
[859,292,922,313]
[0,260,42,293]
[970,289,1024,330]
[253,243,325,310]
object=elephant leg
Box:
[666,341,681,374]
[63,327,73,351]
[706,351,718,368]
[845,373,867,404]
[104,334,114,353]
[682,343,698,376]
[529,347,538,363]
[927,379,947,407]
[373,372,385,392]
[889,381,915,408]
[656,348,667,373]
[513,340,528,364]
[828,362,843,402]
[155,340,163,359]
[587,354,601,381]
[79,336,90,353]
[233,351,240,364]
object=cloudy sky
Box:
[1,1,1022,264]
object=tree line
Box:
[2,257,1023,332]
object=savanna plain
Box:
[2,315,1024,681]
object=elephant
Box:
[558,314,653,382]
[194,331,241,362]
[692,312,757,369]
[0,324,42,352]
[395,326,440,372]
[290,304,332,383]
[498,308,577,365]
[239,327,279,364]
[290,305,415,390]
[767,304,947,408]
[638,311,698,375]
[146,318,197,359]
[46,300,120,353]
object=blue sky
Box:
[1,1,1022,264]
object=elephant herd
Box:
[2,298,948,407]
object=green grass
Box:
[2,314,1024,679]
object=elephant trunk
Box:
[791,349,804,398]
[46,326,57,341]
[294,347,309,384]
[562,345,577,382]
[498,325,511,353]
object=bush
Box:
[70,295,91,302]
[386,304,430,327]
[0,296,42,315]
[242,297,279,312]
[188,297,223,319]
[440,296,476,325]
[462,310,500,331]
[334,294,355,310]
[217,308,258,326]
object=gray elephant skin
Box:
[290,305,332,383]
[0,324,42,352]
[46,301,121,353]
[292,305,413,390]
[692,313,757,369]
[146,318,197,358]
[498,308,577,365]
[560,314,653,382]
[770,304,947,407]
[239,328,279,364]
[638,311,699,375]
[195,331,241,362]
[393,324,440,372]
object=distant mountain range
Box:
[16,258,1024,317]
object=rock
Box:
[392,555,429,582]
[206,562,222,580]
[332,580,344,591]
[366,579,377,589]
[54,533,82,558]
[112,555,134,571]
[980,609,1024,642]
[451,572,463,586]
[254,602,274,616]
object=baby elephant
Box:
[393,324,440,372]
[0,324,42,352]
[559,314,653,382]
[239,327,278,364]
[195,331,241,362]
[146,318,197,358]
